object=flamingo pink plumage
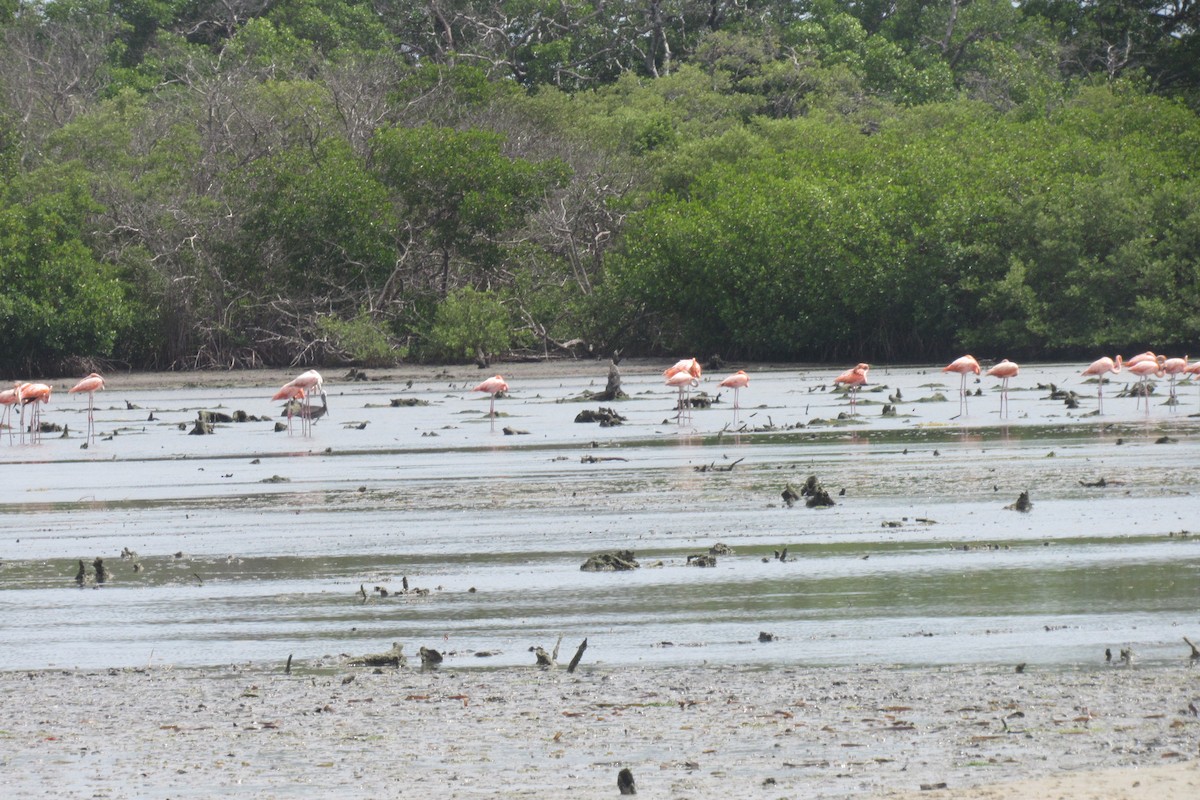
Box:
[1161,356,1188,404]
[985,359,1019,419]
[19,382,51,443]
[1127,356,1164,413]
[943,355,980,416]
[664,358,702,380]
[68,373,105,445]
[1082,355,1122,414]
[0,383,22,444]
[718,370,749,410]
[666,369,699,424]
[272,369,327,436]
[832,363,869,416]
[473,375,509,427]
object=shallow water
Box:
[1,361,1198,671]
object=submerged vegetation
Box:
[1,0,1198,371]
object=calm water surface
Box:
[1,361,1198,671]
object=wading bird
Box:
[1081,355,1122,415]
[1185,360,1200,410]
[663,358,702,381]
[832,363,869,416]
[473,375,509,429]
[1127,356,1165,413]
[718,370,749,410]
[942,355,980,417]
[666,369,700,424]
[68,373,105,445]
[20,383,52,443]
[985,359,1019,419]
[272,370,327,436]
[1161,356,1189,403]
[0,383,21,444]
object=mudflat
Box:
[3,661,1196,798]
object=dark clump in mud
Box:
[1006,490,1033,512]
[574,407,626,425]
[581,550,639,572]
[784,475,835,508]
[349,642,406,668]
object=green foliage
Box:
[371,124,571,293]
[426,287,512,362]
[236,135,396,298]
[2,0,1200,368]
[0,170,133,372]
[317,311,400,365]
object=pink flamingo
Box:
[943,355,980,416]
[1125,351,1157,366]
[1081,355,1122,414]
[718,370,749,410]
[0,383,22,444]
[20,383,52,443]
[271,383,308,435]
[1161,356,1189,404]
[666,369,700,423]
[68,373,105,445]
[473,375,509,430]
[985,359,1019,419]
[1186,360,1200,410]
[664,358,702,381]
[832,363,869,416]
[272,369,327,436]
[1127,356,1164,413]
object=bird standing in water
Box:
[943,355,980,417]
[985,360,1019,419]
[473,375,509,430]
[19,383,52,443]
[718,370,749,411]
[832,363,869,416]
[273,370,327,436]
[68,373,105,445]
[1081,355,1122,415]
[0,383,22,444]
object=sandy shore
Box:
[2,661,1196,798]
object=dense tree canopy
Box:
[0,0,1198,371]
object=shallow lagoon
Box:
[1,360,1198,671]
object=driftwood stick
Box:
[285,654,293,674]
[551,634,563,664]
[1185,636,1200,659]
[567,638,588,673]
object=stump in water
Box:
[686,553,716,567]
[75,559,87,586]
[1006,491,1033,512]
[534,647,554,667]
[419,646,443,669]
[93,557,108,584]
[189,415,214,435]
[567,638,588,673]
[580,550,639,572]
[781,484,801,507]
[618,767,637,795]
[595,357,628,402]
[574,408,627,425]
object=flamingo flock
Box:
[4,352,1197,448]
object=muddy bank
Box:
[2,662,1196,799]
